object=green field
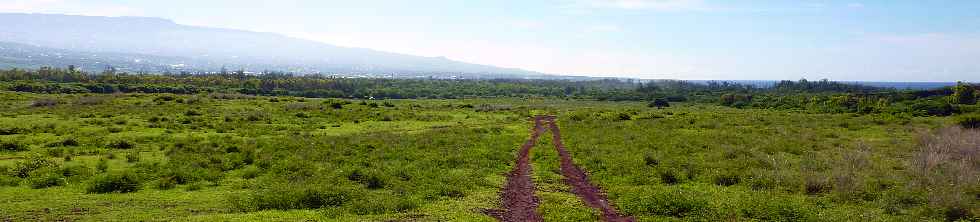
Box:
[0,91,977,221]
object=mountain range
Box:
[0,13,547,78]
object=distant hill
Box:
[0,41,223,73]
[0,13,546,78]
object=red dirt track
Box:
[484,116,547,222]
[544,117,634,222]
[486,115,633,222]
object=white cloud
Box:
[0,0,61,12]
[584,24,621,33]
[592,0,707,10]
[508,20,545,30]
[284,30,711,78]
[0,0,143,16]
[562,0,712,14]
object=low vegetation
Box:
[0,68,977,221]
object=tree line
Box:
[1,67,976,117]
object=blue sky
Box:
[1,0,978,81]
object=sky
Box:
[1,0,979,81]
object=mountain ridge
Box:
[0,13,547,78]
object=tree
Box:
[649,98,670,109]
[950,82,976,105]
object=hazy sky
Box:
[1,0,979,81]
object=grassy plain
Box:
[0,92,974,221]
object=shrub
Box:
[0,127,25,135]
[185,182,205,191]
[76,96,110,105]
[739,196,812,221]
[295,112,310,118]
[31,98,59,107]
[87,172,141,193]
[240,166,262,179]
[618,186,713,218]
[153,95,175,102]
[957,114,980,129]
[126,152,140,163]
[804,175,832,195]
[911,127,979,216]
[107,140,135,149]
[659,170,680,185]
[1,141,28,152]
[643,155,659,166]
[618,113,632,121]
[155,177,177,190]
[244,184,360,211]
[107,126,124,133]
[60,164,94,178]
[26,168,65,189]
[713,173,741,186]
[185,96,203,104]
[46,148,65,158]
[0,175,21,187]
[285,102,317,111]
[185,110,203,116]
[649,99,670,109]
[12,154,57,178]
[60,138,79,147]
[96,159,109,172]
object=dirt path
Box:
[544,117,635,222]
[484,116,547,222]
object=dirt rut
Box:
[544,117,635,222]
[484,116,547,222]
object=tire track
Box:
[484,116,547,222]
[543,116,635,222]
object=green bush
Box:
[26,168,65,189]
[31,98,59,107]
[957,114,980,129]
[294,112,310,118]
[618,186,713,218]
[185,182,205,191]
[96,158,109,172]
[155,177,177,190]
[153,95,175,102]
[61,138,79,147]
[659,169,680,185]
[1,140,28,151]
[242,183,361,211]
[106,139,135,149]
[12,154,58,178]
[240,166,262,179]
[185,110,203,116]
[126,152,140,163]
[60,164,94,178]
[713,173,741,186]
[0,175,21,187]
[738,196,813,221]
[87,172,142,194]
[617,112,632,121]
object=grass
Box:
[0,91,976,221]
